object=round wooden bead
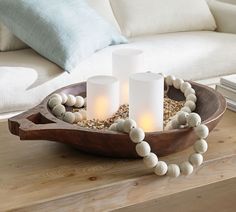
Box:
[186,94,197,103]
[116,119,125,132]
[184,88,196,97]
[194,139,208,154]
[165,75,176,86]
[52,104,66,117]
[180,161,193,176]
[189,153,203,166]
[135,141,151,157]
[177,111,189,125]
[74,96,85,108]
[173,78,184,89]
[181,106,191,113]
[180,82,191,93]
[63,112,75,124]
[184,100,196,111]
[80,109,87,120]
[66,94,76,106]
[48,97,62,109]
[123,119,137,133]
[74,112,83,122]
[143,153,158,168]
[187,113,201,127]
[194,124,209,139]
[167,164,180,177]
[109,123,117,131]
[60,93,68,104]
[171,119,180,129]
[50,93,62,102]
[130,128,145,143]
[154,161,168,176]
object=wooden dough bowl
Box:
[8,81,226,158]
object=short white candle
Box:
[87,76,119,120]
[112,48,143,105]
[129,72,164,132]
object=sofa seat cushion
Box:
[0,31,236,114]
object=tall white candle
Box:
[129,72,164,132]
[112,48,143,105]
[87,76,119,120]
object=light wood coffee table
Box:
[0,110,236,212]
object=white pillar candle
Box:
[129,72,164,132]
[87,76,119,120]
[112,48,143,105]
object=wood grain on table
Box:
[0,110,236,212]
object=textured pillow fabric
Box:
[110,0,217,37]
[0,0,127,72]
[0,23,28,51]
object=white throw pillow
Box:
[0,22,28,51]
[110,0,217,37]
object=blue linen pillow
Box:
[0,0,127,72]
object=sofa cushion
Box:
[0,0,127,73]
[0,23,28,52]
[110,0,216,37]
[1,31,236,114]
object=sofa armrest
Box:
[207,0,236,34]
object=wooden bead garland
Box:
[48,75,210,178]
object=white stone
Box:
[109,123,117,131]
[154,161,168,176]
[116,119,125,132]
[60,93,68,104]
[189,153,203,166]
[180,82,191,93]
[143,153,158,168]
[123,119,137,133]
[66,94,76,106]
[181,106,191,113]
[135,141,151,157]
[74,112,83,122]
[194,139,208,154]
[52,104,66,117]
[180,161,193,176]
[177,111,189,125]
[63,112,75,124]
[187,113,201,127]
[184,87,196,97]
[48,97,62,109]
[129,128,145,143]
[74,96,85,108]
[186,94,197,103]
[165,75,176,86]
[194,124,209,139]
[184,100,196,111]
[173,78,184,89]
[167,164,180,177]
[171,119,180,129]
[80,109,87,120]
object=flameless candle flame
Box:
[94,96,109,120]
[138,112,156,132]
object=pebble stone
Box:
[184,100,196,111]
[189,153,203,166]
[165,75,176,86]
[194,139,208,154]
[74,96,85,108]
[180,82,191,93]
[186,94,197,103]
[143,153,158,168]
[177,111,189,125]
[154,161,168,176]
[129,128,145,143]
[48,97,62,109]
[109,123,118,131]
[63,112,75,124]
[184,87,196,97]
[52,104,66,117]
[173,78,184,89]
[194,124,209,139]
[135,141,151,157]
[167,164,180,178]
[123,119,137,133]
[74,112,83,122]
[66,94,76,106]
[180,161,193,176]
[187,113,201,127]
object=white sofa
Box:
[0,0,236,116]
